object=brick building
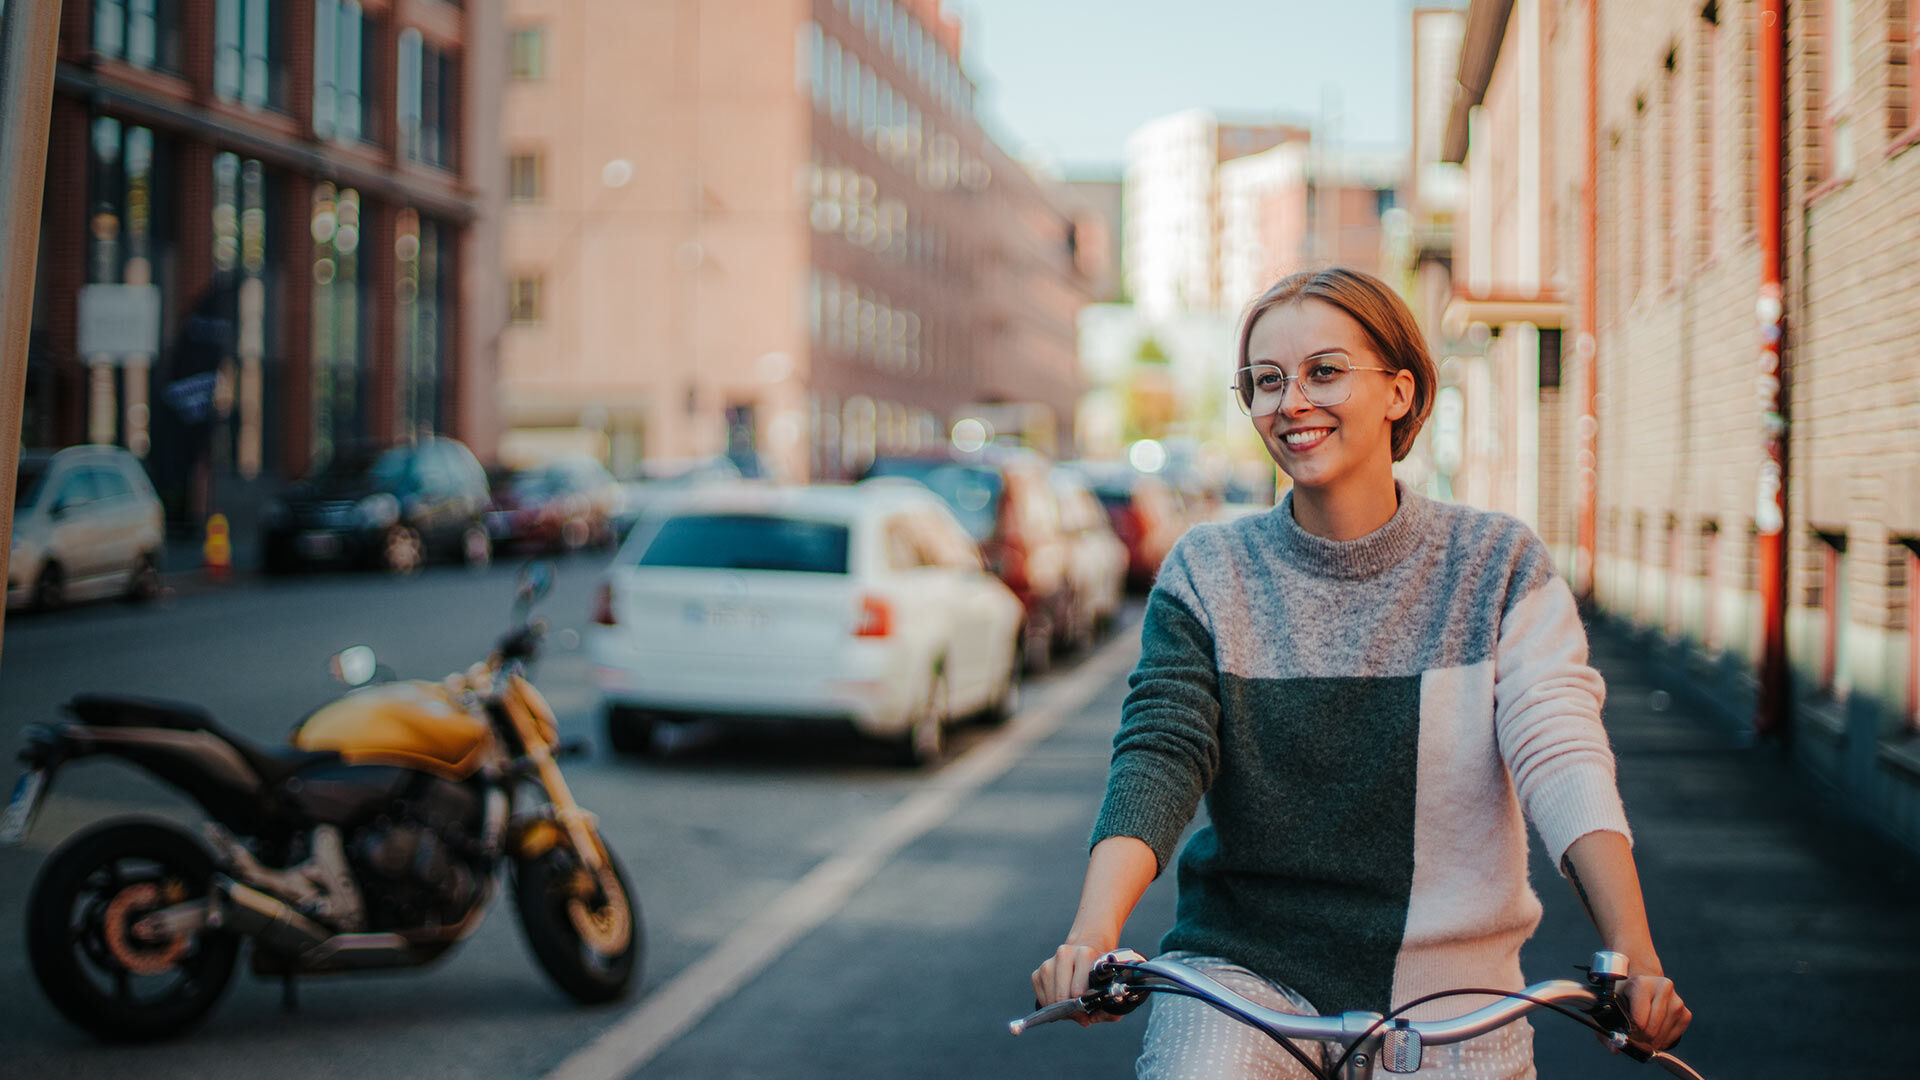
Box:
[1447,0,1920,851]
[26,0,503,532]
[495,0,1094,479]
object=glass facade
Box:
[95,0,184,74]
[313,0,370,142]
[398,28,457,168]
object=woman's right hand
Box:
[1031,939,1124,1026]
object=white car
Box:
[589,484,1026,765]
[8,445,165,611]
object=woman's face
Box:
[1245,299,1415,493]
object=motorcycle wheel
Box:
[513,836,642,1004]
[27,820,239,1042]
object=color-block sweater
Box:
[1091,483,1632,1020]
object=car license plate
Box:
[684,602,771,629]
[297,531,342,559]
[0,768,48,847]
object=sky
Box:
[952,0,1451,177]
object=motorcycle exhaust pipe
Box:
[211,875,331,955]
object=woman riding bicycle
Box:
[1032,268,1690,1078]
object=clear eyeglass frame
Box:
[1230,352,1397,417]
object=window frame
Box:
[508,274,543,325]
[509,26,545,81]
[1819,532,1850,699]
[507,151,543,203]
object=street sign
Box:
[77,283,162,358]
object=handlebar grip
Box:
[1008,997,1091,1035]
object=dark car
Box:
[488,455,621,553]
[260,437,493,574]
[863,448,1075,673]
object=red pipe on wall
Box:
[1575,0,1599,601]
[1754,0,1789,737]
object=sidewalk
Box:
[1522,624,1920,1077]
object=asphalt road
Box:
[3,558,1918,1078]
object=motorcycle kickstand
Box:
[281,973,299,1014]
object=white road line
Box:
[542,631,1142,1080]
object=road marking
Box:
[542,630,1142,1080]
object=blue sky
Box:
[953,0,1449,176]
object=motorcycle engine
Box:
[349,776,486,929]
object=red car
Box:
[488,456,621,553]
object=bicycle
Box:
[1010,948,1704,1080]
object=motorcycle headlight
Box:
[357,493,401,528]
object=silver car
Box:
[7,445,165,610]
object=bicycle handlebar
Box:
[1010,950,1705,1079]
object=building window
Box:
[395,209,448,438]
[1700,522,1722,653]
[310,183,369,464]
[1824,0,1858,180]
[215,0,286,109]
[509,27,544,80]
[314,0,371,142]
[509,276,542,324]
[211,152,274,479]
[508,153,542,202]
[1905,542,1920,730]
[1666,517,1684,639]
[399,28,460,168]
[1818,532,1850,698]
[94,0,184,73]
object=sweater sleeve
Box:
[1089,540,1222,874]
[1492,568,1633,869]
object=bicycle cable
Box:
[1101,963,1335,1080]
[1325,987,1610,1077]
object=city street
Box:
[1,564,1918,1078]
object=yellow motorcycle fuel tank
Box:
[294,681,493,780]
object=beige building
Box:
[496,0,1091,479]
[1447,0,1920,852]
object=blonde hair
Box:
[1236,267,1437,463]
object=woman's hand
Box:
[1031,940,1124,1027]
[1620,973,1691,1051]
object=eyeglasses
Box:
[1230,352,1397,417]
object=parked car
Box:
[862,449,1075,673]
[260,437,493,575]
[589,484,1024,765]
[489,455,621,552]
[1061,461,1193,591]
[1049,467,1129,646]
[611,456,745,539]
[7,445,164,611]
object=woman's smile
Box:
[1277,426,1335,452]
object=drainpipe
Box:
[1754,0,1789,738]
[1575,0,1599,600]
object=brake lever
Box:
[1007,949,1151,1035]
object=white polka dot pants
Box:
[1135,954,1536,1080]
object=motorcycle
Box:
[0,562,640,1041]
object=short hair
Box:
[1236,267,1437,463]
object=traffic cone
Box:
[204,513,232,582]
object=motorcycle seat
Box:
[65,693,342,788]
[67,693,216,731]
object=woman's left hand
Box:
[1619,973,1691,1051]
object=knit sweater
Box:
[1091,482,1631,1021]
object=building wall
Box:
[500,0,1090,479]
[1467,0,1920,849]
[32,0,489,540]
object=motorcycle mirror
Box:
[331,645,380,687]
[515,560,557,607]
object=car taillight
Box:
[854,594,892,638]
[592,582,616,626]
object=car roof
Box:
[647,482,943,523]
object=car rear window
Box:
[865,460,1003,541]
[637,514,850,574]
